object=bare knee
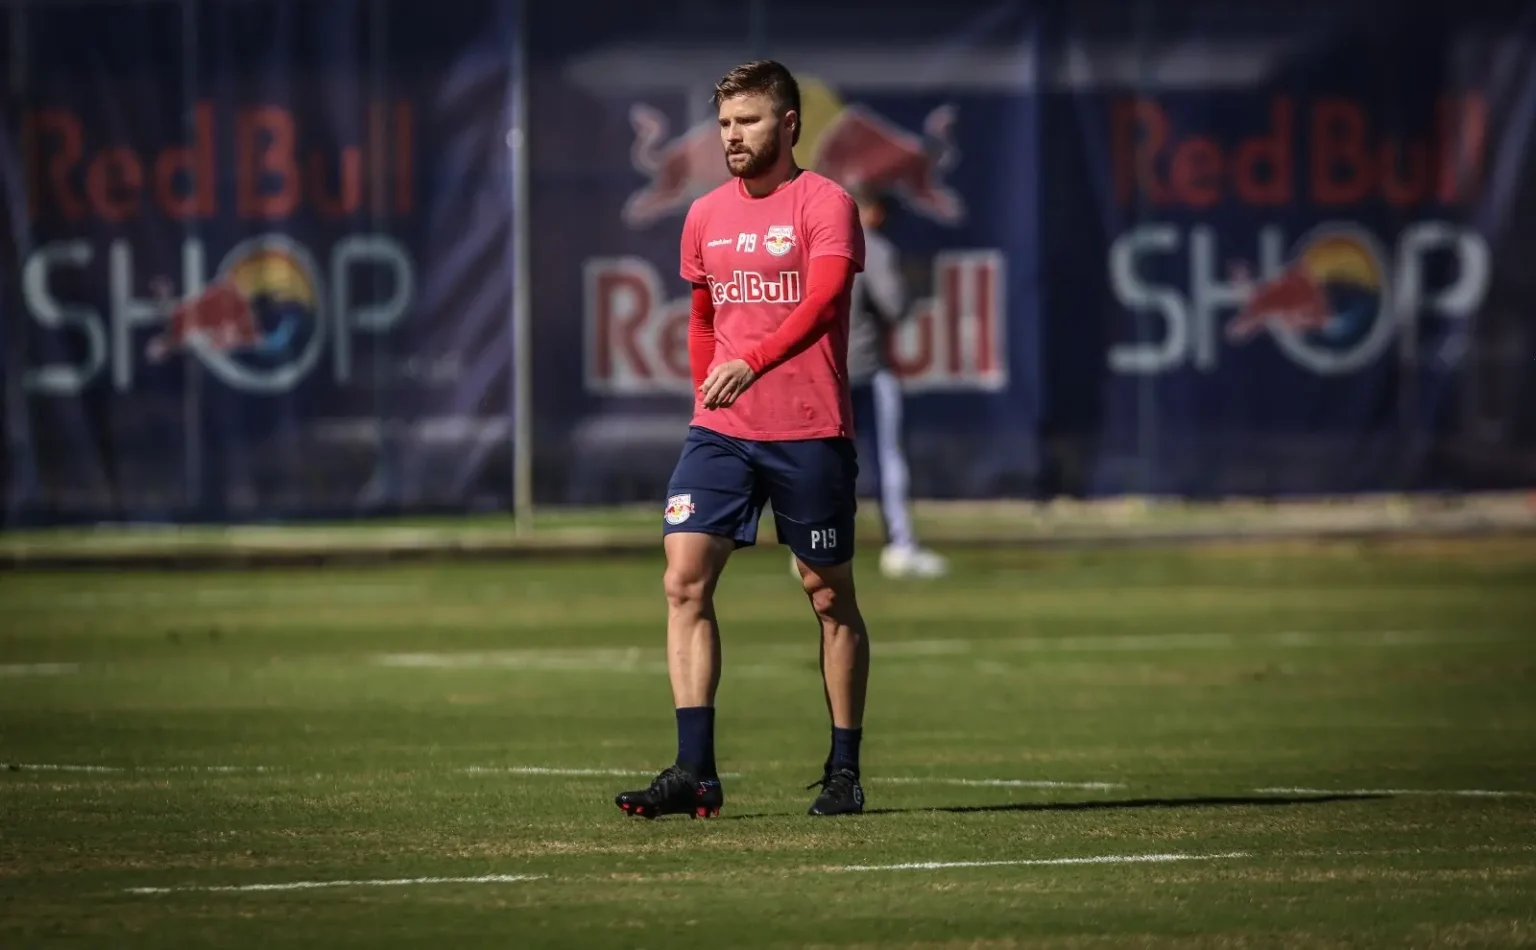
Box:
[800,563,861,627]
[662,535,730,612]
[663,563,712,612]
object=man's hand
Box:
[699,359,758,409]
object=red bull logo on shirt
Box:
[707,270,802,306]
[621,78,964,229]
[17,100,418,396]
[1105,94,1492,376]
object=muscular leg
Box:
[663,532,735,709]
[616,430,760,819]
[615,531,738,817]
[765,435,867,813]
[795,557,870,741]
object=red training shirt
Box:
[680,170,866,442]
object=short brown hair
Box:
[712,60,801,146]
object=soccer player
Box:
[614,60,871,819]
[844,187,949,579]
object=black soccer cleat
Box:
[615,765,723,819]
[807,768,865,816]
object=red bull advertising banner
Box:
[535,2,1534,506]
[1041,21,1536,497]
[533,6,1046,505]
[2,0,519,523]
[4,1,1535,525]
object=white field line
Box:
[460,768,1107,786]
[0,663,79,677]
[14,763,1526,801]
[371,628,1518,675]
[830,851,1251,872]
[461,766,744,779]
[374,649,666,673]
[125,853,1247,895]
[873,777,1126,790]
[11,628,1491,687]
[13,584,427,610]
[873,629,1517,657]
[126,873,546,895]
[372,650,793,677]
[7,764,270,774]
[1256,786,1536,798]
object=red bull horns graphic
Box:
[588,78,1003,396]
[622,78,964,229]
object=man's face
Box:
[718,92,793,179]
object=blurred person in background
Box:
[845,187,948,579]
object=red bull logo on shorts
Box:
[621,78,964,228]
[664,493,695,525]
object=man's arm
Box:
[739,255,856,375]
[688,285,715,392]
[699,188,862,408]
[861,232,906,326]
[739,188,863,376]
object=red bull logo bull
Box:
[145,246,316,363]
[1224,262,1333,341]
[145,280,263,362]
[621,78,965,228]
[810,103,962,224]
[143,238,327,392]
[1225,231,1387,346]
[664,493,695,526]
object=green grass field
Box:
[3,536,1535,948]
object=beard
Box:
[726,135,781,179]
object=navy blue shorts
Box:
[662,425,858,565]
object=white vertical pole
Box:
[509,0,533,533]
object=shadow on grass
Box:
[717,792,1391,820]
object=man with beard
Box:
[614,60,872,819]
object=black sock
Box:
[675,706,717,780]
[829,726,862,777]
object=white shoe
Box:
[879,545,948,578]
